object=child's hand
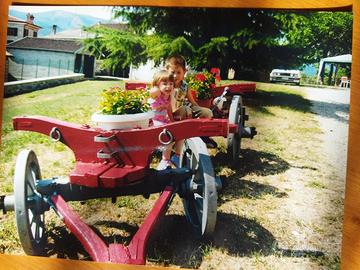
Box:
[149,86,161,98]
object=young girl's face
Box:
[159,80,174,97]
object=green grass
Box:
[1,80,121,164]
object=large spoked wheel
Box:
[14,149,47,256]
[179,137,217,237]
[227,95,244,164]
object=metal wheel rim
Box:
[227,95,243,163]
[180,137,217,237]
[14,149,46,255]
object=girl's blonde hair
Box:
[152,70,175,87]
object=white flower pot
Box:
[91,111,154,130]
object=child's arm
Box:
[167,103,175,122]
[149,86,160,99]
[186,87,199,107]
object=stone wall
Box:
[4,74,85,97]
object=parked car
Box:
[269,69,301,85]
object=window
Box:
[33,31,37,37]
[23,29,29,37]
[7,27,18,36]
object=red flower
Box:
[210,68,221,81]
[210,67,220,74]
[195,73,206,82]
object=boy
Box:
[164,55,215,167]
[165,55,213,121]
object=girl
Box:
[149,70,175,170]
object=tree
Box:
[283,11,353,63]
[112,7,295,77]
[83,8,352,81]
[83,25,147,71]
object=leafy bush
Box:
[99,87,150,115]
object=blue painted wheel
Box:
[14,150,47,256]
[180,137,217,237]
[227,95,244,164]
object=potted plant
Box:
[186,70,218,108]
[91,86,154,130]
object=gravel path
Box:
[301,87,350,179]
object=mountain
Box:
[9,9,108,37]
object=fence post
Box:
[48,59,51,77]
[35,59,39,78]
[21,58,24,80]
[58,59,61,75]
[67,60,70,74]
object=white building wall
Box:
[27,29,34,37]
[7,22,25,43]
[129,60,160,82]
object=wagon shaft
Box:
[51,186,174,264]
[35,168,193,201]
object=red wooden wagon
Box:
[0,82,256,265]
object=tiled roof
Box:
[97,22,128,31]
[8,16,26,23]
[8,15,41,28]
[45,29,96,39]
[7,37,83,53]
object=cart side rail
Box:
[13,116,229,187]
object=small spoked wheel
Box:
[14,149,47,255]
[227,95,244,164]
[180,137,217,237]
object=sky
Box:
[9,6,114,20]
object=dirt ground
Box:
[301,87,349,178]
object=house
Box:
[7,14,41,43]
[96,22,128,31]
[45,27,96,40]
[7,37,95,80]
[42,23,130,78]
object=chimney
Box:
[52,24,57,35]
[26,13,34,24]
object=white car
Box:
[270,69,301,85]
